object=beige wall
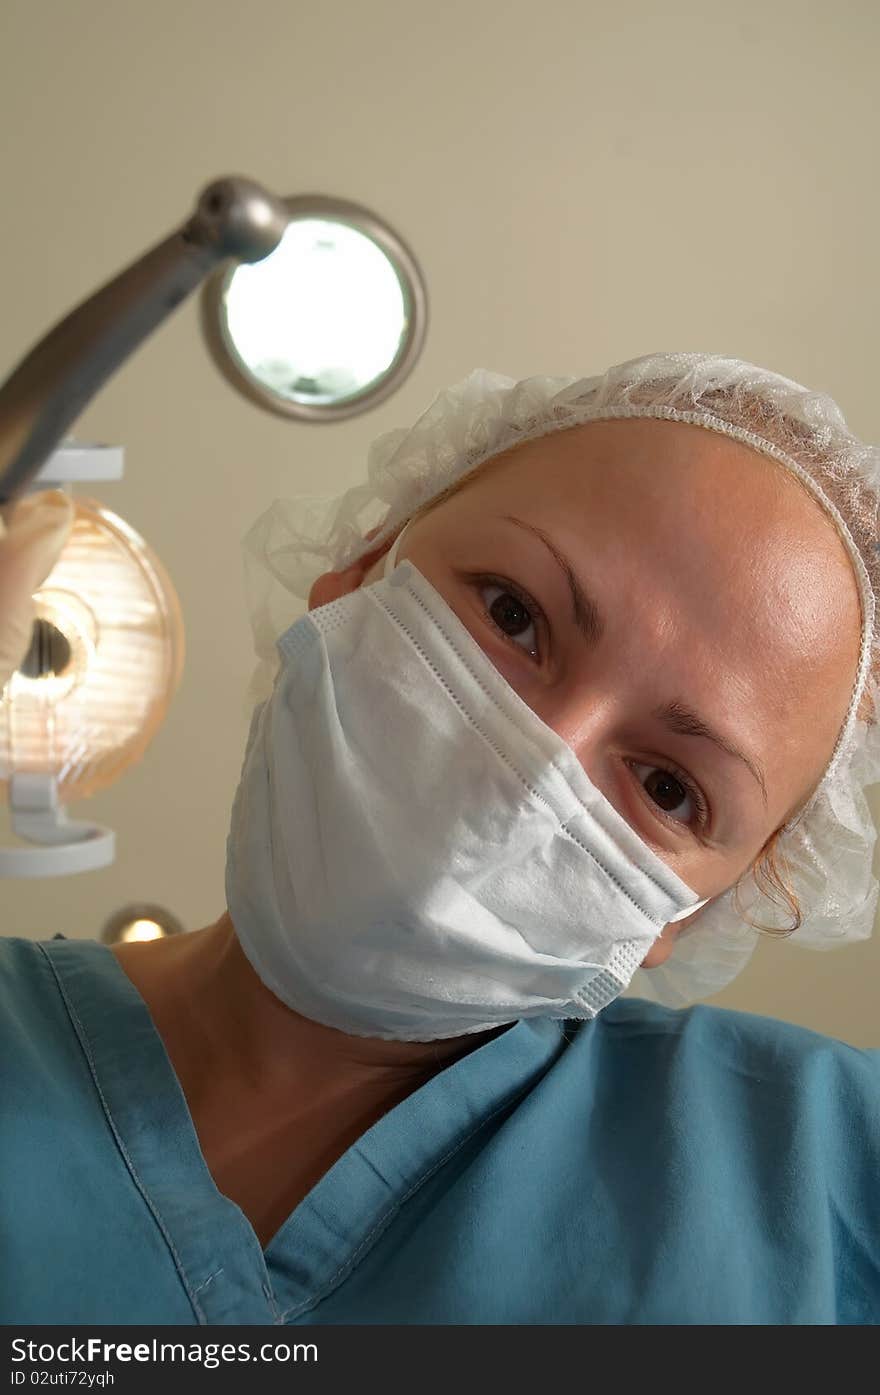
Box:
[2,0,878,1046]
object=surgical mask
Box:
[225,523,709,1041]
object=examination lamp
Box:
[0,442,185,876]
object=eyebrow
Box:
[502,513,769,808]
[653,699,768,808]
[505,516,605,644]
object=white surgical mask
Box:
[225,523,709,1041]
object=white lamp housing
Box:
[0,440,183,877]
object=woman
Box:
[1,351,878,1325]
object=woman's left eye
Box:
[628,761,709,831]
[477,579,542,659]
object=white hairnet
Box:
[241,350,880,1008]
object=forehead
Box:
[481,417,844,547]
[498,417,790,499]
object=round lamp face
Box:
[0,498,184,800]
[100,902,185,944]
[202,195,428,421]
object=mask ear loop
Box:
[667,895,711,923]
[382,520,412,579]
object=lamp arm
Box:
[0,175,289,506]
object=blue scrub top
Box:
[1,933,878,1325]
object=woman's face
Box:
[310,418,862,968]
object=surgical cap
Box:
[241,350,880,1009]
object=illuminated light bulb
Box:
[120,919,165,942]
[224,216,407,406]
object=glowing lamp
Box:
[0,446,184,877]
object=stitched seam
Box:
[35,943,209,1325]
[277,1056,560,1323]
[193,1266,224,1295]
[366,586,665,925]
[264,1281,284,1323]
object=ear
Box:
[640,926,677,969]
[639,902,707,969]
[306,524,395,612]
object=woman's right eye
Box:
[476,579,543,661]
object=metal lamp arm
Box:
[0,175,289,506]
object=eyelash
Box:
[474,573,711,834]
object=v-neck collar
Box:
[38,936,567,1325]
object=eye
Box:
[628,760,710,832]
[476,578,543,660]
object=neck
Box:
[115,911,506,1105]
